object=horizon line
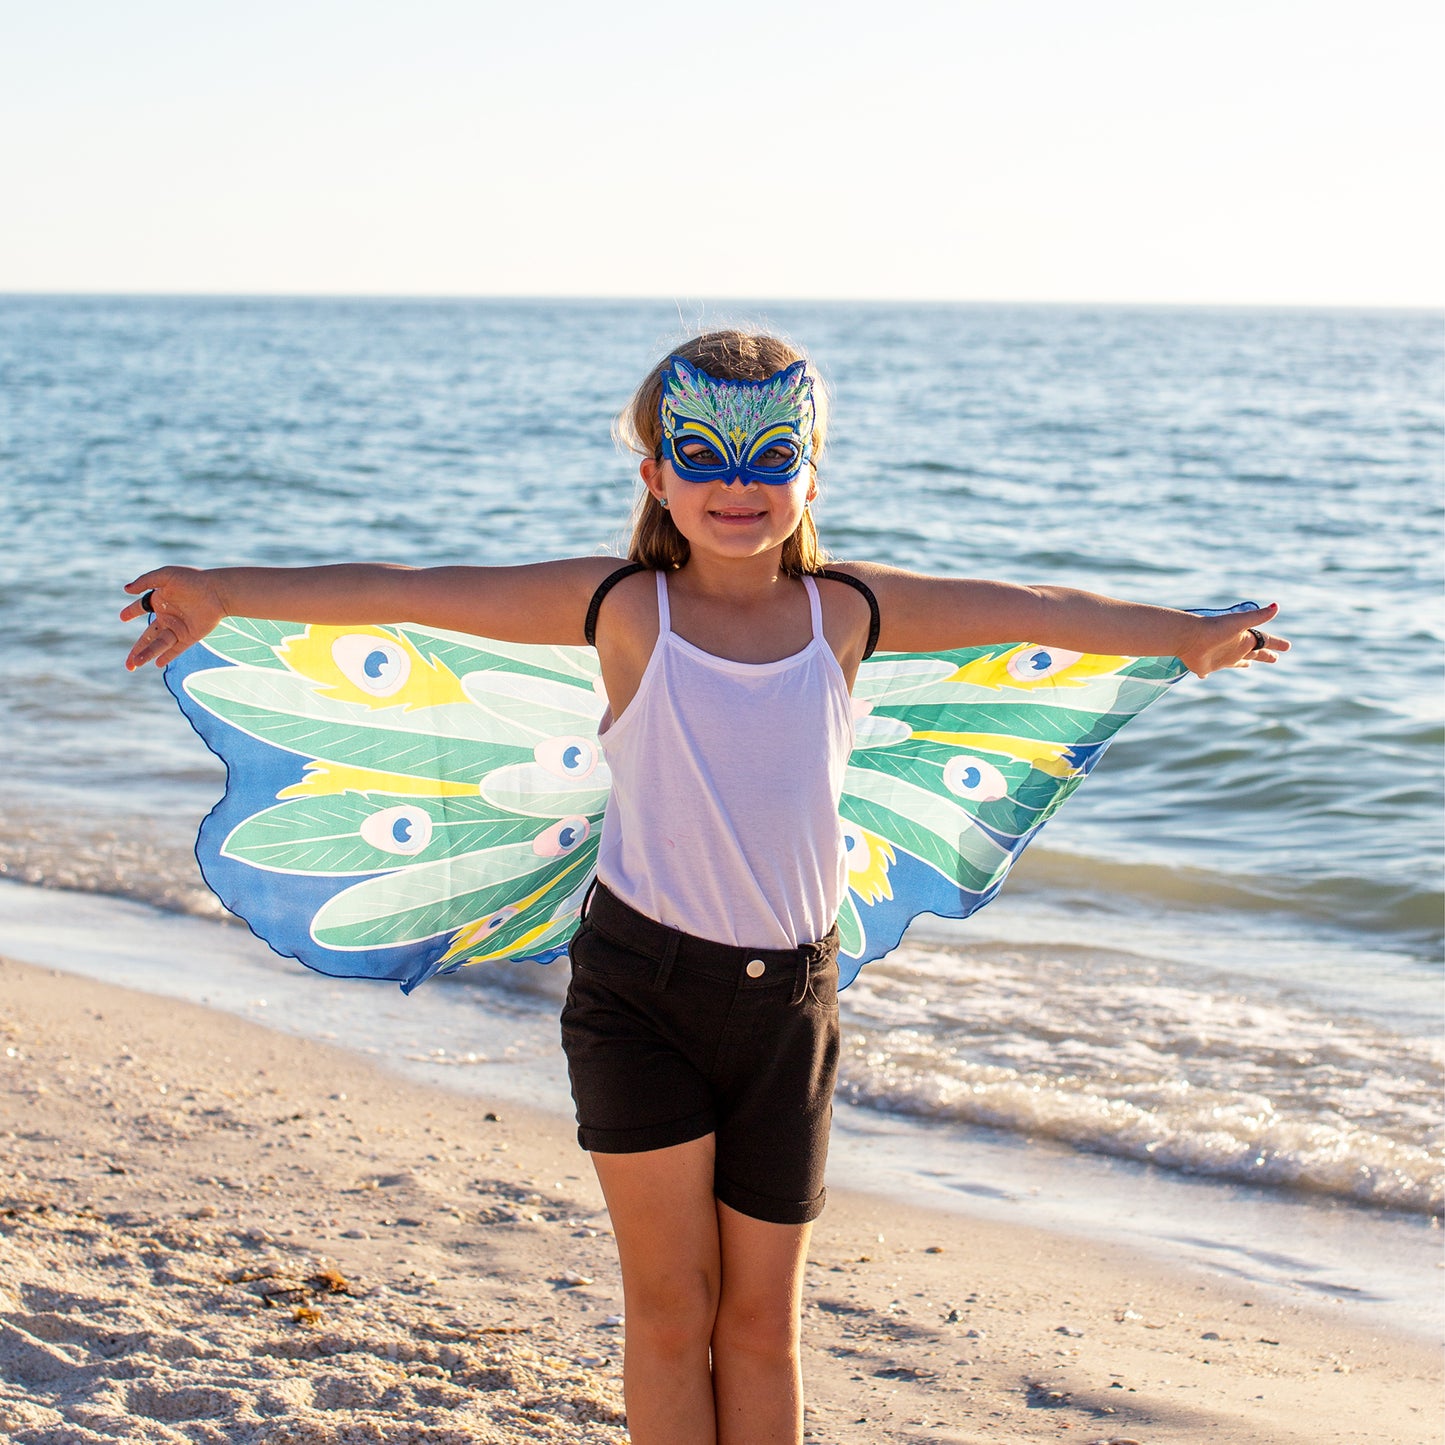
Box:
[1,289,1440,316]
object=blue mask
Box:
[657,356,816,486]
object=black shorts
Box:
[559,882,841,1226]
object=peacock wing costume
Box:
[165,605,1251,991]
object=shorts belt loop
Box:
[579,876,599,921]
[653,926,681,992]
[790,951,812,1006]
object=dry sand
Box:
[1,954,1439,1444]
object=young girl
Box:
[123,329,1286,1445]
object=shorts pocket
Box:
[567,919,652,985]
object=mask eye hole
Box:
[751,442,799,472]
[675,439,725,470]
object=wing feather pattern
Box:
[165,609,1245,990]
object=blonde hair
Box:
[615,330,830,576]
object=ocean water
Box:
[1,297,1440,1277]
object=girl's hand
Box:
[1178,602,1290,678]
[122,567,226,671]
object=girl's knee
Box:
[711,1292,802,1364]
[626,1270,720,1358]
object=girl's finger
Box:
[1249,630,1290,655]
[122,573,169,617]
[120,585,159,621]
[125,617,178,670]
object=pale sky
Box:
[2,0,1440,306]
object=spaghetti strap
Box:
[583,561,648,648]
[817,567,881,659]
[655,569,672,632]
[802,575,824,641]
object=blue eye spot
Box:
[844,833,856,852]
[943,754,1009,802]
[1006,645,1082,684]
[469,903,520,940]
[360,804,432,855]
[331,633,412,696]
[535,735,600,779]
[532,815,592,857]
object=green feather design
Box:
[311,839,598,951]
[221,793,547,875]
[169,610,1198,987]
[183,668,535,777]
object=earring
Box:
[659,496,669,508]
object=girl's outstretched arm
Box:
[121,558,622,671]
[836,563,1289,678]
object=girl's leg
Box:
[710,1202,812,1445]
[591,1135,722,1445]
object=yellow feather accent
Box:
[947,646,1130,690]
[277,762,477,801]
[445,918,560,966]
[846,830,896,905]
[439,856,591,964]
[276,625,469,710]
[912,731,1081,778]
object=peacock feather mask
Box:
[658,357,815,486]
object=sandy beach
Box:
[1,952,1439,1445]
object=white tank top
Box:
[596,571,855,948]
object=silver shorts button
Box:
[745,958,766,979]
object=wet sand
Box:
[1,954,1439,1444]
